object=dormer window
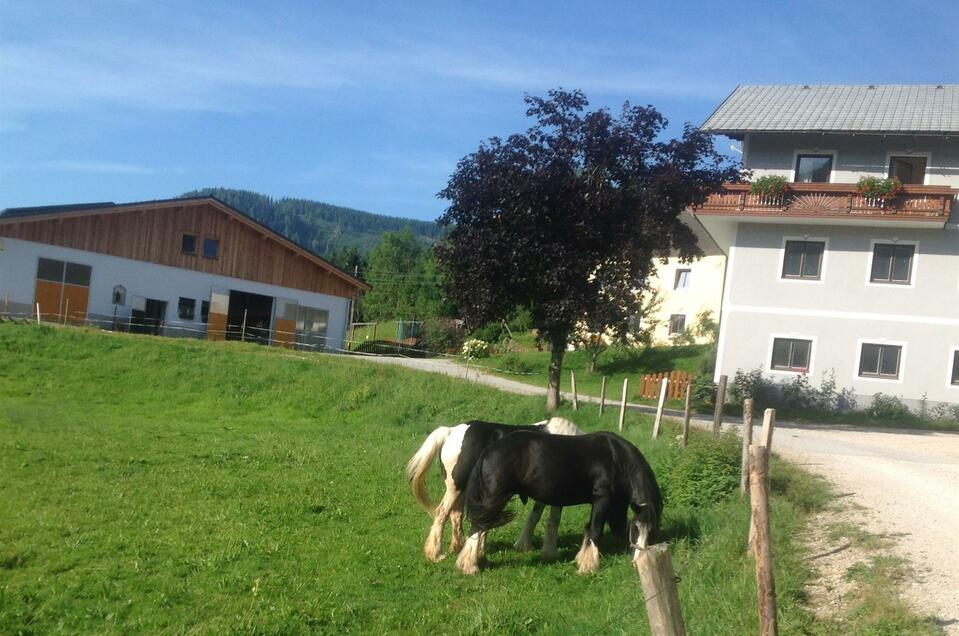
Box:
[794,154,833,183]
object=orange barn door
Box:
[34,280,63,321]
[273,299,297,349]
[207,289,229,341]
[61,284,90,325]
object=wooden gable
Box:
[0,199,368,298]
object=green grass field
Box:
[475,343,711,407]
[0,324,927,634]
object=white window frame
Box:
[674,268,692,291]
[884,151,932,186]
[792,149,837,184]
[864,238,919,288]
[767,333,817,377]
[854,338,907,384]
[947,346,959,391]
[777,235,829,284]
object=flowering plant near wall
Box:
[749,175,790,197]
[856,176,903,201]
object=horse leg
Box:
[514,501,546,552]
[575,496,609,575]
[541,506,563,560]
[423,485,458,562]
[456,531,485,575]
[448,491,466,554]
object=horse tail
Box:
[406,426,452,515]
[465,451,516,532]
[544,416,584,436]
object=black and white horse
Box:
[406,417,583,562]
[457,430,662,575]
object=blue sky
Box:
[2,1,957,221]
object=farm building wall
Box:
[645,254,726,345]
[0,237,351,350]
[0,200,361,299]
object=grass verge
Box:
[0,323,922,633]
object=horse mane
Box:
[620,440,663,526]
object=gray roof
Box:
[702,84,959,136]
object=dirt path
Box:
[360,354,959,630]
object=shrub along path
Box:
[368,353,959,633]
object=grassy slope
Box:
[0,325,843,633]
[477,343,711,406]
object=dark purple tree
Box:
[436,89,741,411]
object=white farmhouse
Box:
[694,84,959,407]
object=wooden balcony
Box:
[695,183,955,223]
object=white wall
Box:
[715,221,959,405]
[646,255,725,345]
[743,133,959,187]
[0,237,351,350]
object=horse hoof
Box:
[459,564,480,575]
[514,541,533,552]
[424,549,445,563]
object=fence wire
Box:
[0,309,540,377]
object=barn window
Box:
[181,234,197,254]
[178,297,196,320]
[37,258,65,282]
[203,238,219,259]
[64,263,91,286]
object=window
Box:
[178,297,196,320]
[203,238,219,259]
[951,350,959,386]
[870,243,914,284]
[37,258,65,282]
[770,338,812,372]
[782,240,825,280]
[889,156,926,185]
[668,314,686,335]
[181,233,197,254]
[64,262,91,286]
[674,269,691,290]
[859,343,902,379]
[794,154,833,183]
[200,300,210,324]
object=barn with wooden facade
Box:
[0,196,369,350]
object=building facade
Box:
[0,197,369,351]
[694,84,959,406]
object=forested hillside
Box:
[180,188,441,256]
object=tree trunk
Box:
[546,332,567,412]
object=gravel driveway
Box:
[360,354,959,630]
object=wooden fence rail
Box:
[638,371,694,400]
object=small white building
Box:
[0,197,369,351]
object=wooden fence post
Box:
[634,543,687,636]
[63,299,69,325]
[712,374,727,438]
[761,408,776,450]
[618,378,629,432]
[652,377,668,439]
[570,371,578,411]
[599,376,607,416]
[36,302,41,325]
[740,398,754,496]
[749,445,778,636]
[241,309,248,342]
[682,384,692,447]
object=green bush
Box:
[496,352,535,375]
[419,319,465,354]
[866,393,913,420]
[661,435,741,508]
[470,322,505,343]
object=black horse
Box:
[457,431,662,575]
